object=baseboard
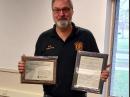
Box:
[0,87,43,97]
[0,68,18,73]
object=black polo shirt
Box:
[34,23,99,97]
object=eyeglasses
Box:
[52,7,71,14]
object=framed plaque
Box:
[21,55,58,84]
[72,51,108,94]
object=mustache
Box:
[58,18,67,20]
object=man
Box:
[18,0,109,97]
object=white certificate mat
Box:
[21,56,58,84]
[25,61,54,81]
[72,51,108,94]
[76,56,103,89]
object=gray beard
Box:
[56,20,69,29]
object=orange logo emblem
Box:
[74,41,83,51]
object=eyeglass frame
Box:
[52,7,73,14]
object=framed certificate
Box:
[21,55,58,84]
[72,51,108,94]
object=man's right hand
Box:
[18,61,25,73]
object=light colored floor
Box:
[0,68,43,97]
[0,68,103,97]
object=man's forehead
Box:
[54,0,70,2]
[53,1,71,8]
[53,0,70,6]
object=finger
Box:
[101,70,109,74]
[101,74,109,77]
[18,61,25,64]
[101,71,109,77]
[18,61,25,69]
[101,77,107,82]
[101,75,109,79]
[18,66,25,73]
[18,63,25,67]
[101,71,109,80]
[18,65,24,69]
[102,70,109,73]
[18,61,25,73]
[101,74,109,81]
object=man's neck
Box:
[56,24,72,42]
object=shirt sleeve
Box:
[34,34,43,56]
[89,32,100,53]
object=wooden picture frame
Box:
[72,50,108,94]
[21,55,58,84]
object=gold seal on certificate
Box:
[21,55,58,84]
[72,51,108,94]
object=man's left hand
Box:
[101,70,109,81]
[101,64,111,81]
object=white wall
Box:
[0,0,113,97]
[0,0,53,70]
[0,0,109,70]
[73,0,107,52]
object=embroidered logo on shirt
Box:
[74,41,83,51]
[46,44,55,50]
